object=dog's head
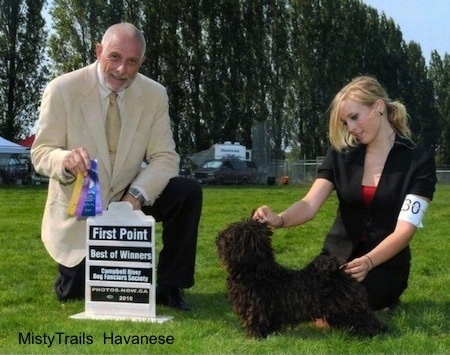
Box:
[216,219,274,270]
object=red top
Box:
[360,185,377,242]
[361,185,376,206]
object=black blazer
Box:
[317,136,437,266]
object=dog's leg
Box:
[327,307,388,336]
[229,286,279,339]
[311,255,388,337]
[237,298,275,338]
[322,279,388,336]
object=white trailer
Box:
[212,141,247,160]
[188,142,252,167]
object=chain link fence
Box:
[436,166,450,183]
[181,154,450,185]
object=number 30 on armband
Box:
[397,194,429,228]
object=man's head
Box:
[96,22,146,92]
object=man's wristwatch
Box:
[127,187,146,205]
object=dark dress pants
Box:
[54,176,202,301]
[361,263,410,311]
[348,242,410,311]
[141,176,202,288]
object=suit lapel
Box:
[79,63,113,179]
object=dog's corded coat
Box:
[216,220,388,338]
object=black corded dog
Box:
[216,219,388,338]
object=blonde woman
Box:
[253,76,437,322]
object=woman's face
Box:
[340,99,381,145]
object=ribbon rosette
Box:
[67,159,103,217]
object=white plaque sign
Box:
[71,202,172,322]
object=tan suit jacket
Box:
[31,62,180,267]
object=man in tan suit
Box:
[31,22,202,311]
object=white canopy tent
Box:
[0,136,30,154]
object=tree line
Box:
[1,0,449,165]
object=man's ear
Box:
[95,43,102,60]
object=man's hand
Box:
[63,147,91,177]
[122,193,142,210]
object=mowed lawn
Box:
[0,183,449,354]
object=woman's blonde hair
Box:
[328,76,412,151]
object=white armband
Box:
[397,194,429,228]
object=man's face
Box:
[96,34,144,92]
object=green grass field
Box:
[0,184,449,354]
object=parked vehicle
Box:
[193,158,258,185]
[188,141,252,168]
[0,156,29,184]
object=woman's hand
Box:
[341,255,374,282]
[253,206,284,228]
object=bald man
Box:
[32,23,202,311]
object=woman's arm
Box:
[253,178,334,228]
